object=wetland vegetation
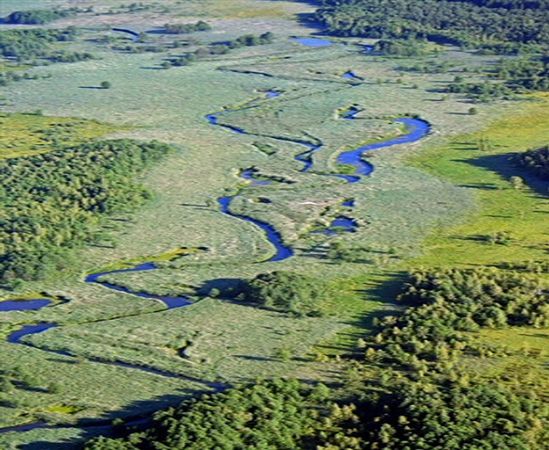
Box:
[0,0,547,448]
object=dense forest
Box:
[315,0,549,51]
[85,266,548,449]
[372,38,432,56]
[446,55,549,100]
[0,139,173,287]
[85,376,546,450]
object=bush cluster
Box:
[514,145,549,179]
[163,21,211,34]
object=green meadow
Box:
[0,0,547,447]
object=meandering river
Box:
[0,54,430,435]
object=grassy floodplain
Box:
[0,0,547,447]
[410,96,549,268]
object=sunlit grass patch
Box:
[408,97,549,268]
[0,113,118,159]
[469,327,549,399]
[92,247,207,273]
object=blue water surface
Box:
[8,323,57,344]
[206,114,245,134]
[336,117,430,181]
[343,71,362,81]
[86,263,191,309]
[323,216,359,235]
[241,168,272,186]
[292,37,332,47]
[0,299,51,312]
[218,196,293,262]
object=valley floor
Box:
[0,1,547,447]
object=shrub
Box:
[513,145,549,179]
[242,271,329,316]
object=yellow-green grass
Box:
[92,247,205,273]
[0,113,118,159]
[176,0,316,19]
[0,62,31,73]
[383,96,549,391]
[468,327,549,399]
[408,95,549,269]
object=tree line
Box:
[204,270,329,317]
[0,70,51,87]
[242,271,328,317]
[0,139,174,288]
[446,55,548,101]
[372,38,434,57]
[0,27,94,64]
[162,21,212,34]
[163,32,274,68]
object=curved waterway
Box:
[218,196,293,262]
[4,263,192,381]
[85,264,192,309]
[206,101,430,261]
[112,27,140,42]
[335,117,430,182]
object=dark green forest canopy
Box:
[315,0,549,50]
[0,139,173,287]
[446,55,549,100]
[84,376,547,450]
[396,267,549,328]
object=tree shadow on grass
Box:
[197,277,246,297]
[464,152,548,198]
[321,272,407,355]
[18,387,218,450]
[288,0,326,32]
[234,354,276,362]
[459,182,499,190]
